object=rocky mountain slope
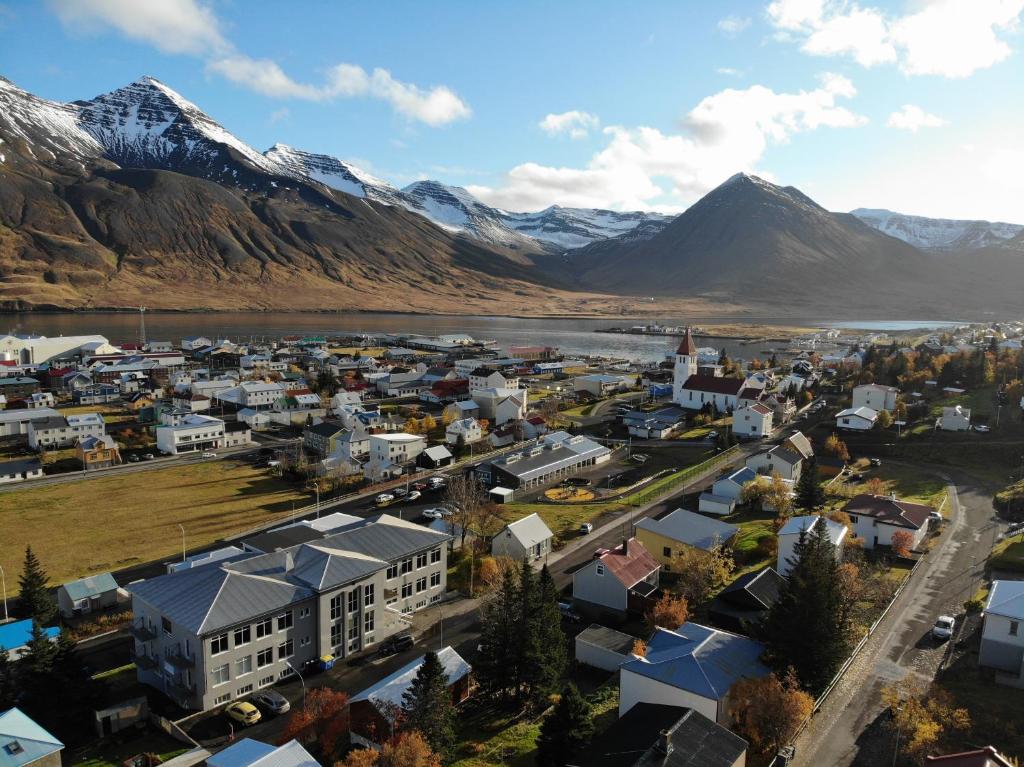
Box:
[851,208,1023,252]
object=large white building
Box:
[0,333,114,364]
[368,433,426,466]
[852,384,898,412]
[28,413,105,450]
[845,494,930,550]
[156,414,226,455]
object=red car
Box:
[412,481,429,491]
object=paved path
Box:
[791,468,1004,767]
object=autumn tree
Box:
[864,477,886,496]
[877,409,893,429]
[881,678,970,763]
[823,433,850,463]
[342,731,442,767]
[730,671,813,755]
[535,685,594,767]
[669,543,734,606]
[891,530,914,557]
[630,638,647,657]
[764,472,795,517]
[647,593,689,631]
[278,687,350,762]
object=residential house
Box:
[0,458,42,485]
[624,406,687,439]
[182,336,213,352]
[941,405,971,431]
[618,622,770,724]
[28,413,105,450]
[776,516,847,576]
[469,368,519,391]
[635,509,739,569]
[0,619,59,661]
[574,624,638,672]
[572,538,660,621]
[746,445,804,482]
[57,572,124,619]
[223,421,253,448]
[446,417,483,446]
[852,383,898,412]
[304,420,348,456]
[835,406,879,430]
[155,414,226,455]
[443,399,480,422]
[215,381,286,410]
[925,747,1015,767]
[574,374,630,398]
[479,431,610,490]
[76,434,122,470]
[418,445,453,470]
[708,566,786,634]
[0,408,60,438]
[73,383,120,405]
[22,392,56,410]
[173,392,211,413]
[350,647,472,750]
[0,377,41,400]
[710,467,758,502]
[675,375,745,412]
[488,425,516,449]
[62,371,94,393]
[978,580,1024,680]
[732,402,773,438]
[577,703,748,767]
[473,387,527,425]
[522,415,548,439]
[0,708,63,767]
[129,515,451,710]
[490,513,553,561]
[207,738,319,767]
[364,433,426,480]
[763,393,798,423]
[845,493,931,550]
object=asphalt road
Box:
[791,467,1005,767]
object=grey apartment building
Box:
[128,515,450,711]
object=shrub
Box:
[963,598,984,614]
[755,534,778,561]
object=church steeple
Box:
[676,327,697,357]
[672,327,698,403]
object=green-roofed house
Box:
[56,572,124,619]
[0,708,63,767]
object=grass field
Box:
[59,403,135,423]
[0,459,311,584]
[71,728,188,767]
[990,534,1024,572]
[722,508,777,577]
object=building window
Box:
[276,611,293,631]
[236,683,253,697]
[278,640,294,660]
[430,571,441,588]
[257,648,273,668]
[214,693,231,705]
[259,675,275,687]
[364,584,375,606]
[255,617,272,639]
[330,595,342,621]
[386,563,398,579]
[211,633,229,655]
[430,548,442,564]
[416,552,428,569]
[298,607,310,619]
[348,588,359,613]
[364,610,375,633]
[235,656,252,677]
[430,594,441,604]
[330,623,343,647]
[234,626,251,647]
[1011,621,1020,637]
[402,582,413,598]
[211,663,230,686]
[300,636,311,648]
[416,577,427,593]
[348,623,359,641]
[161,617,173,635]
[662,546,671,558]
[400,557,413,574]
[596,564,605,576]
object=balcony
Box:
[166,679,196,701]
[132,651,158,671]
[164,648,196,669]
[129,622,157,642]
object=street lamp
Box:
[286,660,307,708]
[177,524,186,563]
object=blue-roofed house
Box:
[207,738,320,767]
[0,620,59,662]
[619,622,770,724]
[634,509,739,569]
[711,467,758,501]
[0,708,63,767]
[776,516,848,577]
[56,571,124,619]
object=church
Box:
[672,328,746,412]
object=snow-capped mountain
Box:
[851,208,1024,252]
[264,144,405,206]
[504,206,673,249]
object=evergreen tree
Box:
[764,522,850,694]
[0,648,15,711]
[477,568,519,696]
[532,566,567,700]
[535,685,594,767]
[515,559,544,703]
[18,546,55,624]
[794,457,824,511]
[402,651,456,758]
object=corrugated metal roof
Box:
[207,738,320,767]
[351,647,470,711]
[635,510,738,551]
[60,572,119,601]
[0,708,63,767]
[503,513,552,548]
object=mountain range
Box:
[1,74,1022,317]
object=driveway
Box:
[791,468,1005,767]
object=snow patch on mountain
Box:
[0,76,104,167]
[504,206,673,249]
[852,208,1024,251]
[264,144,405,205]
[399,180,540,248]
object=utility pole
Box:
[138,306,147,347]
[178,524,186,562]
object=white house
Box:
[746,443,805,482]
[573,374,630,398]
[618,622,770,724]
[711,467,758,501]
[940,405,971,431]
[845,493,931,550]
[468,368,519,391]
[0,458,43,484]
[365,433,426,479]
[979,580,1024,679]
[473,387,527,425]
[215,380,285,409]
[572,538,660,621]
[155,414,225,455]
[835,406,878,431]
[491,513,553,561]
[446,417,483,445]
[776,515,847,576]
[24,392,56,409]
[732,402,773,438]
[852,383,898,412]
[28,413,105,450]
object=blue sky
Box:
[3,0,1024,220]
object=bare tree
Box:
[444,473,503,595]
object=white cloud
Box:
[766,0,1024,78]
[538,111,600,139]
[268,107,290,125]
[46,0,470,126]
[470,74,866,212]
[886,104,947,132]
[47,0,227,56]
[718,14,753,35]
[716,67,743,76]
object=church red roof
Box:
[676,328,698,356]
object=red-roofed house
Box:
[733,402,773,438]
[573,538,661,621]
[846,493,932,550]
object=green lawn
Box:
[71,728,189,767]
[0,458,312,584]
[990,533,1024,572]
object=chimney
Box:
[622,537,630,556]
[890,492,897,502]
[655,729,673,756]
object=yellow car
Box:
[225,701,262,726]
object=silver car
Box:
[252,688,290,715]
[932,615,955,641]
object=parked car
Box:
[422,508,451,520]
[391,487,408,499]
[251,689,290,715]
[869,457,882,467]
[579,522,594,534]
[706,430,719,439]
[932,615,955,641]
[406,490,422,502]
[143,453,155,461]
[412,481,429,491]
[225,701,262,726]
[558,602,583,622]
[201,451,217,459]
[377,634,414,657]
[929,511,944,523]
[375,493,395,507]
[127,454,140,463]
[427,476,447,489]
[630,454,648,464]
[564,477,591,487]
[974,424,991,433]
[1005,521,1024,537]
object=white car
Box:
[406,490,422,502]
[421,507,452,520]
[375,493,395,506]
[932,615,955,641]
[201,451,217,459]
[974,424,991,433]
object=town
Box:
[1,319,1023,767]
